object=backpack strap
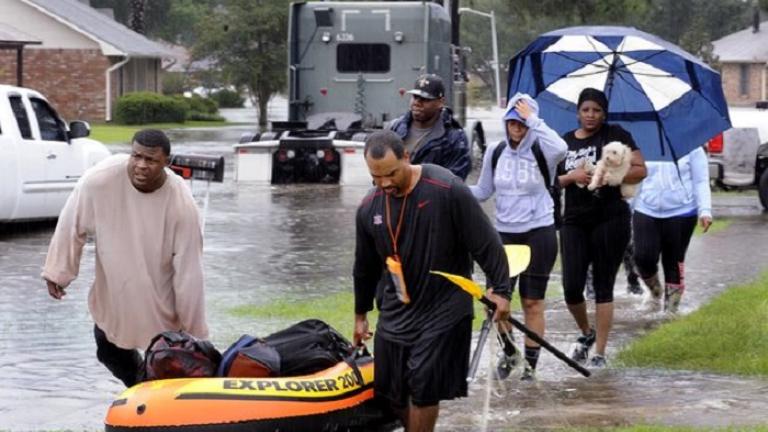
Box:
[530,140,552,186]
[491,141,506,175]
[217,335,259,376]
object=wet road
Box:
[1,107,768,430]
[441,205,768,431]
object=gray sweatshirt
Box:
[470,93,567,233]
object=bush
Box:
[211,88,245,108]
[188,94,219,114]
[467,74,495,107]
[115,92,187,124]
[170,94,220,120]
[162,73,188,95]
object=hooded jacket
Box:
[633,146,712,219]
[470,93,567,233]
[389,108,471,180]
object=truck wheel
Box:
[759,168,768,210]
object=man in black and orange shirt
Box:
[352,130,510,432]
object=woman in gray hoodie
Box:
[470,93,567,381]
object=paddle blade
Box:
[505,245,531,277]
[430,271,484,299]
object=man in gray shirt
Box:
[389,74,471,180]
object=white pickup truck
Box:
[0,85,110,222]
[707,107,768,210]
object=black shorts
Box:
[373,316,471,408]
[499,225,558,300]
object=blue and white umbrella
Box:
[507,26,731,161]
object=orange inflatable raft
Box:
[104,356,397,431]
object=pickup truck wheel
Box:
[759,168,768,210]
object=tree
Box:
[459,0,749,101]
[460,0,648,101]
[130,0,146,34]
[153,0,219,46]
[90,0,217,45]
[194,0,287,126]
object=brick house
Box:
[0,0,171,121]
[712,19,768,107]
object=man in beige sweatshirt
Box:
[42,129,208,387]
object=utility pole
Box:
[447,0,467,127]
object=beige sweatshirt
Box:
[42,154,209,349]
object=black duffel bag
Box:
[263,319,355,376]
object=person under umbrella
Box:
[632,145,712,314]
[558,88,647,368]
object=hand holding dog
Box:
[571,166,592,187]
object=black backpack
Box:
[491,140,562,228]
[142,331,222,381]
[263,319,356,376]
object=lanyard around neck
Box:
[384,193,408,258]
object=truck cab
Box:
[288,1,453,128]
[0,85,110,222]
[234,1,476,184]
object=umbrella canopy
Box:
[507,26,731,161]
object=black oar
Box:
[431,271,591,378]
[467,309,493,382]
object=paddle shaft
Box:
[478,296,591,377]
[467,311,493,382]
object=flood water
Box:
[2,106,768,430]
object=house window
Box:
[739,64,750,96]
[337,44,390,73]
[30,98,67,142]
[9,96,32,140]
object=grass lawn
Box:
[712,189,757,197]
[90,120,232,144]
[616,271,768,376]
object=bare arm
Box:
[558,165,591,188]
[623,150,647,184]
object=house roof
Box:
[712,21,768,63]
[0,22,41,46]
[21,0,172,58]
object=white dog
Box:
[587,141,635,198]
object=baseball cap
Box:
[503,93,539,123]
[406,74,445,100]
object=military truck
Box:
[234,1,485,184]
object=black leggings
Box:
[94,325,143,387]
[561,213,631,304]
[499,225,558,300]
[632,211,697,285]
